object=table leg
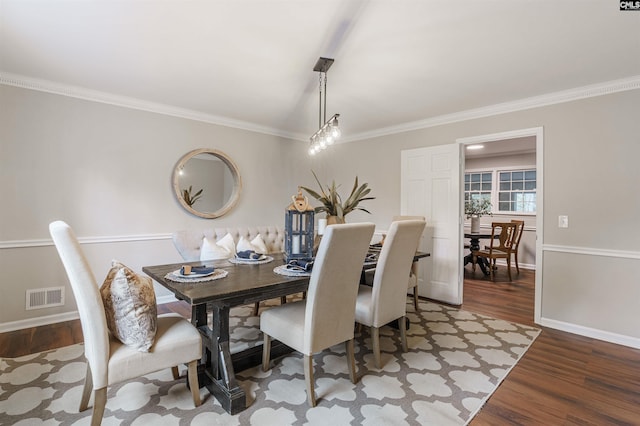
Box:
[192,303,247,415]
[477,256,490,275]
[465,237,491,276]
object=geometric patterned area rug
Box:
[0,300,539,425]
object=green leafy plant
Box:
[182,186,203,207]
[465,198,492,218]
[300,170,375,221]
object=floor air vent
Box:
[26,287,65,310]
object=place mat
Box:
[164,269,228,283]
[228,255,274,265]
[273,264,311,277]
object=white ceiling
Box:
[2,1,639,143]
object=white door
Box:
[401,144,462,305]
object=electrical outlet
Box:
[558,215,569,228]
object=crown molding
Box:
[2,72,639,143]
[343,75,640,143]
[0,72,300,140]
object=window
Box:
[464,172,492,204]
[498,169,536,213]
[464,168,536,214]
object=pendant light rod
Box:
[323,73,327,127]
[313,57,334,73]
[308,57,341,156]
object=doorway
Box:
[457,127,543,324]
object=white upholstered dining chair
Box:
[355,219,426,368]
[49,221,202,426]
[392,215,426,311]
[260,222,375,407]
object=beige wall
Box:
[295,88,640,346]
[0,85,301,326]
[2,84,639,348]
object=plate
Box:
[228,255,274,265]
[172,269,215,278]
[235,254,267,261]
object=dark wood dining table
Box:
[143,250,429,415]
[463,231,498,275]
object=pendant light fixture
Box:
[308,57,341,155]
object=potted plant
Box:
[465,198,492,233]
[301,171,374,224]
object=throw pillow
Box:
[200,233,236,261]
[217,233,237,256]
[236,234,269,254]
[100,260,157,352]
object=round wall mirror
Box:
[173,149,242,219]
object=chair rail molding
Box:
[542,244,640,260]
[0,233,173,250]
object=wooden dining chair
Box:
[260,222,375,407]
[482,219,525,274]
[510,220,525,274]
[475,222,518,281]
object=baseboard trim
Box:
[487,259,535,271]
[539,317,640,349]
[0,311,80,333]
[0,295,181,333]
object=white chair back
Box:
[49,221,110,388]
[370,220,426,326]
[304,222,375,353]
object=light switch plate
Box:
[558,215,569,228]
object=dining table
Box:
[143,250,429,415]
[463,231,499,275]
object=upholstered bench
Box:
[172,226,285,261]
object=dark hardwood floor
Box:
[2,267,639,424]
[463,268,640,425]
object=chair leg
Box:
[253,302,260,316]
[79,363,93,411]
[262,333,271,371]
[507,257,512,282]
[514,253,520,274]
[171,366,180,380]
[412,286,419,311]
[489,259,495,281]
[371,326,381,369]
[304,354,316,407]
[90,388,107,426]
[345,339,357,384]
[187,360,201,407]
[399,316,408,353]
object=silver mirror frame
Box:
[172,148,242,219]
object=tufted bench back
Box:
[172,226,285,261]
